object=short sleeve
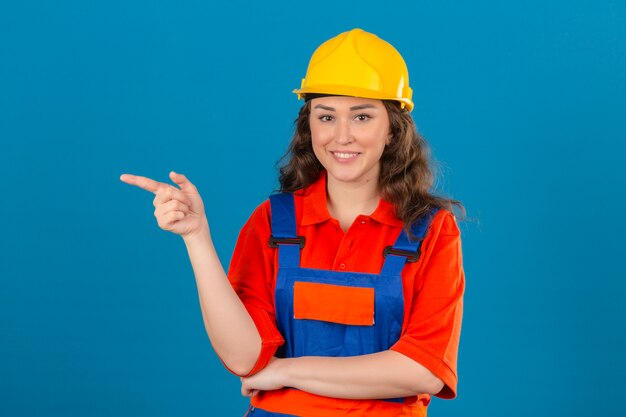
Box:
[222,201,285,377]
[389,210,465,399]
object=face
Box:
[309,96,391,186]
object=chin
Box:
[326,168,367,184]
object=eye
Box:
[354,113,371,121]
[318,115,334,122]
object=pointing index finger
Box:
[119,173,166,194]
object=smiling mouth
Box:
[331,151,360,160]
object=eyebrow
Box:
[313,104,378,111]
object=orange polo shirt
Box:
[225,170,465,417]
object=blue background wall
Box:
[1,1,625,416]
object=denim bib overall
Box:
[245,193,439,417]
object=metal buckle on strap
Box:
[269,236,306,249]
[383,246,420,263]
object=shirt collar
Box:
[300,170,404,228]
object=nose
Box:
[334,118,354,145]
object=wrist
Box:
[182,223,211,246]
[278,357,296,388]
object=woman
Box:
[120,28,465,417]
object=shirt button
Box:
[361,219,367,224]
[339,263,346,270]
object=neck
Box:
[326,173,381,221]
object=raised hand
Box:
[120,171,208,238]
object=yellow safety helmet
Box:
[293,28,414,112]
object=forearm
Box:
[281,350,444,399]
[183,226,261,375]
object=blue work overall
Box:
[244,193,439,417]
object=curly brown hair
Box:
[276,99,466,238]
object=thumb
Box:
[169,171,197,192]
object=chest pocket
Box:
[293,281,375,326]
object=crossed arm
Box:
[239,350,444,399]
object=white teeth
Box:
[333,152,358,159]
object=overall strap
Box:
[380,207,441,276]
[269,193,304,268]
